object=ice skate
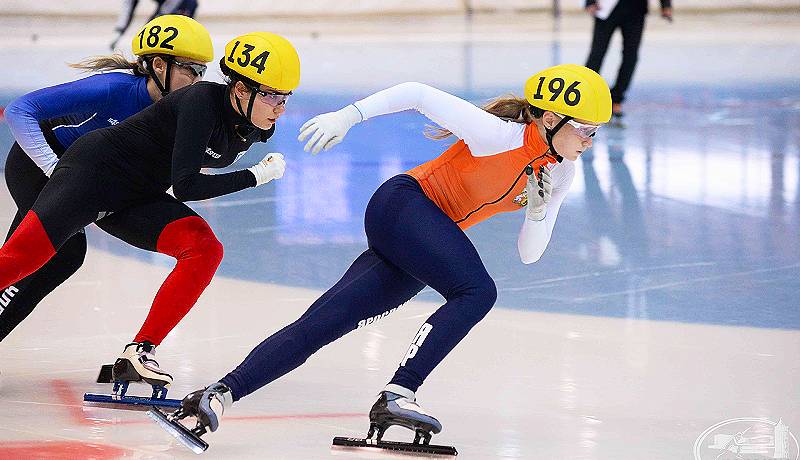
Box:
[84,342,180,410]
[148,382,233,454]
[333,385,457,456]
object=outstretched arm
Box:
[299,82,523,156]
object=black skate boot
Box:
[84,342,180,409]
[332,385,457,456]
[148,382,233,454]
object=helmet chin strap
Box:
[544,114,571,163]
[146,57,173,97]
[233,84,258,124]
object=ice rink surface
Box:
[0,9,798,460]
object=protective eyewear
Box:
[251,86,292,106]
[558,114,600,138]
[170,59,207,78]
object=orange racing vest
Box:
[406,122,557,230]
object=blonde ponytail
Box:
[69,53,148,77]
[425,94,539,140]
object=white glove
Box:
[297,104,363,154]
[525,165,552,221]
[247,152,285,186]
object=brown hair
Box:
[425,94,542,140]
[69,53,149,77]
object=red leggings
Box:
[135,216,223,344]
[0,210,223,346]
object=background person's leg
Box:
[585,16,618,73]
[610,13,647,104]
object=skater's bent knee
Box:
[157,216,223,265]
[193,233,224,266]
[449,274,497,319]
[473,275,497,313]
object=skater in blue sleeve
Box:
[0,15,212,345]
[0,30,296,400]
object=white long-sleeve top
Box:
[353,82,575,264]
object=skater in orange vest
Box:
[153,64,611,455]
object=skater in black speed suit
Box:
[0,32,299,390]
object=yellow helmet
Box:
[223,32,301,92]
[524,64,611,124]
[132,15,214,63]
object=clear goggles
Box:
[557,114,601,139]
[170,59,207,78]
[250,86,292,106]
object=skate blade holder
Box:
[83,378,180,410]
[83,391,182,410]
[333,422,457,456]
[332,437,458,456]
[148,407,209,454]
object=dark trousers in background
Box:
[585,9,647,104]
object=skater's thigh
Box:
[95,196,198,252]
[4,143,48,216]
[29,165,104,249]
[365,179,490,298]
[298,249,425,339]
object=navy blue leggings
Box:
[221,175,497,400]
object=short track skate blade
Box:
[83,393,182,409]
[332,437,457,456]
[96,364,114,383]
[147,407,208,454]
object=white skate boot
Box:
[83,342,179,409]
[112,341,173,388]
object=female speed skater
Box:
[1,15,212,345]
[0,31,299,394]
[154,64,611,453]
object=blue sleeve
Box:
[5,74,112,175]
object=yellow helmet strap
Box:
[544,114,570,163]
